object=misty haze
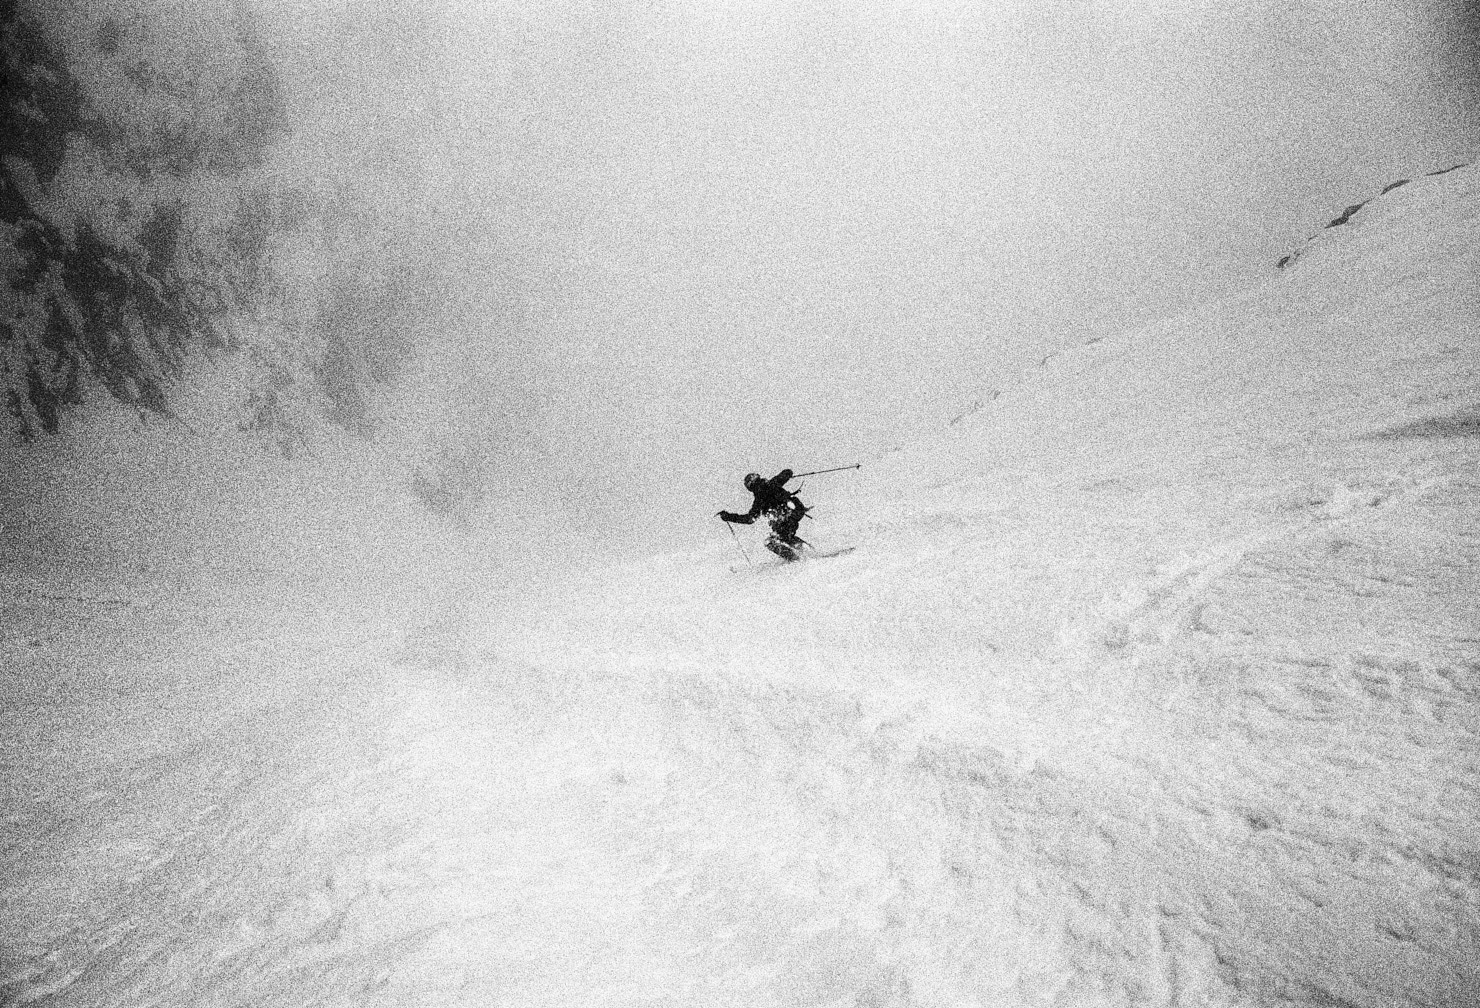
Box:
[2,1,1478,1005]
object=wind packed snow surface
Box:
[3,167,1478,1007]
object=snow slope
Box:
[2,165,1478,1007]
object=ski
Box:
[729,546,856,572]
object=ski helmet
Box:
[743,472,762,491]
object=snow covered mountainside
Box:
[3,165,1478,1007]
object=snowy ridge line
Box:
[932,171,1478,443]
[1276,160,1475,270]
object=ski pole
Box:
[791,464,861,478]
[725,520,753,566]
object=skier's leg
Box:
[772,508,803,542]
[765,533,802,562]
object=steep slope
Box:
[2,165,1476,1008]
[486,163,1480,1006]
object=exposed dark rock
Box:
[1324,202,1368,229]
[1,1,290,438]
[1276,163,1473,270]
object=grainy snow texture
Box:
[3,166,1478,1007]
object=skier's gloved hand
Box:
[717,511,736,522]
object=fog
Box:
[11,0,1480,569]
[2,8,1478,1000]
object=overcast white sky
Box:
[37,0,1480,567]
[414,0,1480,561]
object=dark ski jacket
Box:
[720,469,806,525]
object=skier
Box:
[718,469,810,561]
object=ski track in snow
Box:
[2,169,1478,1007]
